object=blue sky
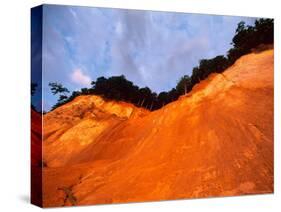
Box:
[37,5,256,111]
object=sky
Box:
[32,5,257,111]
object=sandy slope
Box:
[42,49,273,207]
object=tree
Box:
[48,82,69,95]
[227,47,243,65]
[255,18,274,44]
[58,95,68,102]
[138,87,152,107]
[191,67,201,85]
[157,92,169,107]
[31,82,37,96]
[196,56,229,79]
[212,55,229,73]
[48,19,274,112]
[48,82,70,110]
[176,75,192,95]
[168,88,180,102]
[31,82,38,111]
[228,18,273,64]
[81,88,91,95]
[149,92,157,110]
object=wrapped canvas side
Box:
[31,5,43,208]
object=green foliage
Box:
[176,75,192,95]
[228,18,273,64]
[49,18,273,112]
[192,55,229,82]
[157,91,169,106]
[48,82,70,95]
[48,82,70,110]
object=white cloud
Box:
[70,69,91,87]
[43,5,257,110]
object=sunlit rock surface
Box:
[42,49,273,207]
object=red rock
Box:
[42,49,273,207]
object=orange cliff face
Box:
[42,49,273,207]
[31,109,43,206]
[43,95,149,168]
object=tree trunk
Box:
[150,101,154,110]
[140,98,145,107]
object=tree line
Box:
[45,18,273,111]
